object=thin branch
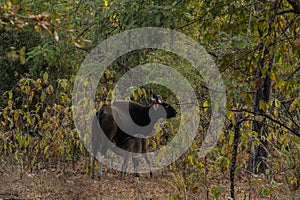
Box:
[68,0,84,16]
[178,3,231,30]
[76,19,96,40]
[277,17,294,45]
[277,8,298,15]
[231,109,300,137]
[282,103,300,129]
[286,65,300,81]
[174,0,184,6]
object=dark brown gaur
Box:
[91,94,177,179]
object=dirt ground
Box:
[0,160,188,200]
[0,160,298,200]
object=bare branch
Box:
[286,65,300,81]
[277,8,297,15]
[231,109,300,137]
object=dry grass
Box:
[0,160,298,200]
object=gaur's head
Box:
[151,94,177,119]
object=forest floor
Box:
[0,159,298,200]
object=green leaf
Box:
[151,140,156,149]
[259,100,268,112]
[274,99,281,108]
[43,72,49,84]
[44,145,49,155]
[19,46,26,64]
[170,194,180,200]
[8,91,13,100]
[211,185,225,199]
[273,108,278,117]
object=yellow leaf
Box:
[187,155,193,165]
[34,79,42,90]
[29,91,34,103]
[34,25,41,33]
[273,108,278,117]
[8,91,13,100]
[203,100,209,112]
[46,85,54,94]
[244,154,249,160]
[259,100,268,112]
[26,113,33,125]
[269,72,276,81]
[242,91,247,101]
[104,0,109,7]
[132,92,138,101]
[245,93,252,104]
[83,79,89,87]
[14,110,19,121]
[25,86,31,96]
[227,110,234,122]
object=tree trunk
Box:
[249,45,273,173]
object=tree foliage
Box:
[0,0,299,199]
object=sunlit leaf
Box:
[274,99,281,108]
[187,155,193,165]
[151,140,156,149]
[259,100,268,112]
[269,72,276,81]
[19,46,26,64]
[46,85,54,94]
[43,72,49,84]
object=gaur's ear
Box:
[151,94,163,104]
[156,95,163,103]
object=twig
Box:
[231,109,300,137]
[285,66,300,81]
[178,3,231,30]
[68,0,84,16]
[277,8,298,15]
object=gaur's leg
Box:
[142,138,153,177]
[143,154,153,178]
[120,154,130,178]
[97,160,103,179]
[132,156,140,177]
[91,157,95,179]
